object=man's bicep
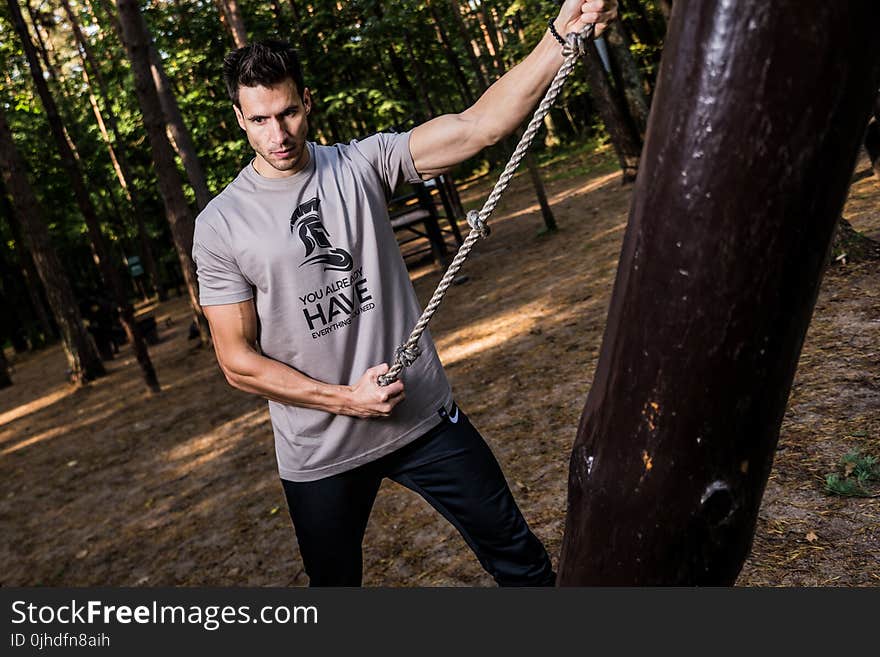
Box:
[410,110,492,178]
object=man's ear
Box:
[233,104,246,131]
[303,88,312,115]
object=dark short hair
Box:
[222,40,305,107]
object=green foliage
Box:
[0,0,664,302]
[825,450,880,498]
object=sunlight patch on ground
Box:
[490,170,621,225]
[0,386,71,430]
[0,404,119,456]
[434,302,543,367]
[161,407,268,474]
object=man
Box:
[193,0,618,586]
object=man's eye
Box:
[252,118,265,124]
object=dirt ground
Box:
[1,149,878,587]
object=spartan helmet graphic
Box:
[290,197,353,272]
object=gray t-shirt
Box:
[192,132,453,481]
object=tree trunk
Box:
[0,335,11,388]
[8,0,161,392]
[448,0,489,92]
[604,22,652,136]
[0,107,105,384]
[271,0,285,34]
[61,0,164,300]
[558,0,880,586]
[864,92,880,182]
[403,33,437,118]
[427,0,474,106]
[476,3,505,78]
[287,0,301,24]
[116,0,210,344]
[0,185,55,343]
[583,39,642,182]
[525,152,557,233]
[148,43,212,211]
[657,0,672,23]
[97,0,212,212]
[386,43,427,123]
[215,0,248,48]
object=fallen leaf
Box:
[806,531,818,543]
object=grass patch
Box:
[825,449,880,497]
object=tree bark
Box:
[864,92,880,182]
[116,0,210,344]
[386,42,427,123]
[147,42,212,211]
[0,184,55,343]
[61,0,163,299]
[448,0,489,92]
[525,152,557,233]
[215,0,248,48]
[8,0,160,391]
[604,22,651,136]
[0,334,11,388]
[402,33,437,118]
[0,106,105,385]
[558,0,880,586]
[98,0,212,212]
[475,2,505,78]
[427,0,474,106]
[583,39,642,182]
[657,0,672,23]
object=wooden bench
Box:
[389,175,465,267]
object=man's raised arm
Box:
[203,300,405,417]
[409,0,617,179]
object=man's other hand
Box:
[556,0,618,39]
[345,363,406,418]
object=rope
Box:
[378,25,594,387]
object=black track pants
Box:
[281,404,555,587]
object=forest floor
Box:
[1,148,878,587]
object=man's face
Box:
[233,78,311,178]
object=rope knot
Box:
[395,344,421,367]
[466,210,491,238]
[563,24,595,58]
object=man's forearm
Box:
[224,348,352,414]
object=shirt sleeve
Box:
[191,217,254,307]
[348,131,422,199]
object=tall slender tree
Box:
[583,38,642,182]
[215,0,248,47]
[96,0,212,211]
[604,22,651,136]
[0,105,105,385]
[60,0,163,299]
[0,184,55,344]
[427,0,475,105]
[116,0,210,344]
[7,0,160,391]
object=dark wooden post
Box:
[558,0,880,586]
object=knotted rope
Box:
[378,25,594,386]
